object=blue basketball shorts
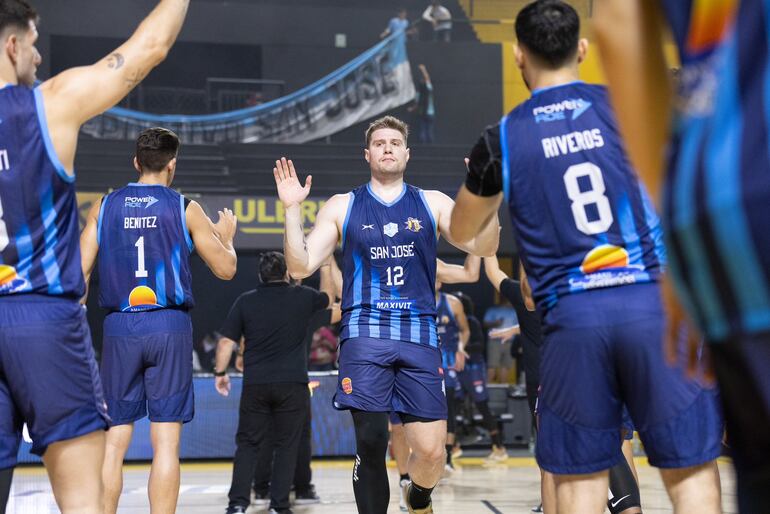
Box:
[334,337,447,421]
[536,283,723,475]
[455,360,489,403]
[0,295,109,466]
[101,309,194,425]
[441,348,458,390]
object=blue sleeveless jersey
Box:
[0,86,84,299]
[500,82,666,312]
[436,293,459,353]
[340,183,438,347]
[660,0,770,341]
[97,184,194,313]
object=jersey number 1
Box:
[135,236,148,278]
[0,198,8,252]
[563,162,614,235]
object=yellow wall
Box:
[502,40,679,115]
[502,41,607,114]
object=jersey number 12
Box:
[386,266,404,286]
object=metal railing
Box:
[119,78,287,115]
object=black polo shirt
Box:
[220,282,330,385]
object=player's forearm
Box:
[594,0,671,202]
[465,214,500,257]
[283,204,313,278]
[130,0,190,63]
[483,257,507,291]
[212,244,237,280]
[319,263,335,305]
[214,337,236,373]
[449,188,501,252]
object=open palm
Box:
[274,157,312,208]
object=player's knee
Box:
[410,436,445,465]
[352,411,389,457]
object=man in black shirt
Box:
[251,284,342,506]
[214,252,333,514]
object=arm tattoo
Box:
[106,53,125,70]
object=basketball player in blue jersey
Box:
[435,284,469,475]
[595,0,770,510]
[78,127,237,514]
[274,115,499,514]
[448,2,723,512]
[0,1,189,512]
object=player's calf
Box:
[351,411,390,514]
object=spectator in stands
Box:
[380,7,412,39]
[214,252,334,514]
[422,0,452,42]
[408,64,436,144]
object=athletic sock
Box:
[408,481,435,509]
[445,444,453,465]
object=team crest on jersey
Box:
[383,222,398,238]
[0,265,29,294]
[124,195,159,209]
[405,217,423,233]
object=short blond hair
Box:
[365,115,409,147]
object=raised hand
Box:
[274,157,312,208]
[213,208,237,245]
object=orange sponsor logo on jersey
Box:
[686,0,738,54]
[125,285,159,311]
[580,244,629,275]
[0,265,16,286]
[341,377,353,394]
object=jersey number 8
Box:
[0,198,8,252]
[563,162,614,235]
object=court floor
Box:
[6,457,737,513]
